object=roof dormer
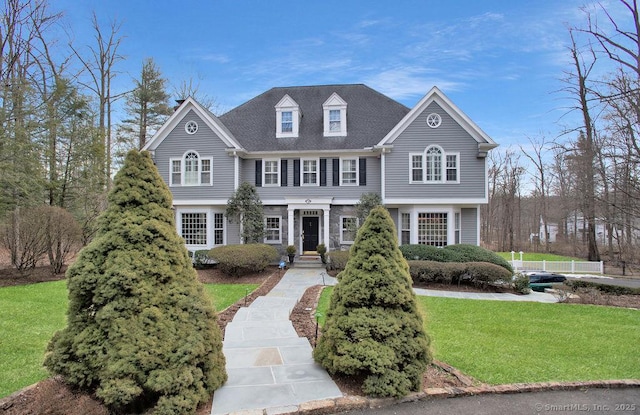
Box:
[323,92,347,137]
[275,94,300,138]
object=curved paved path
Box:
[211,268,557,415]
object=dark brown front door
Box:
[302,216,319,252]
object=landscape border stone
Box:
[227,379,640,415]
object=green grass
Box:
[497,252,584,262]
[0,281,68,399]
[315,286,640,384]
[204,283,259,311]
[420,297,640,384]
[0,281,259,398]
[315,285,333,326]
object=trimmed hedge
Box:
[208,244,279,277]
[463,262,513,288]
[408,261,466,284]
[444,244,513,272]
[399,245,465,262]
[408,260,512,288]
[567,279,640,296]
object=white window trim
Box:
[339,157,359,186]
[408,146,460,184]
[340,216,358,244]
[275,95,300,138]
[175,207,226,251]
[170,151,213,187]
[323,93,347,137]
[264,215,282,244]
[262,158,281,187]
[401,207,456,246]
[301,157,320,186]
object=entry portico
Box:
[285,197,332,253]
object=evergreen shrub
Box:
[444,244,513,272]
[314,207,431,398]
[399,244,464,262]
[209,243,278,277]
[463,262,513,288]
[512,272,531,294]
[408,260,466,284]
[44,150,226,415]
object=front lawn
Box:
[0,280,258,398]
[316,287,640,384]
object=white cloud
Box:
[365,67,465,101]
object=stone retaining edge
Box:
[226,379,640,415]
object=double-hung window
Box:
[401,213,411,245]
[329,110,341,132]
[263,159,280,186]
[341,216,358,244]
[170,151,213,186]
[302,159,318,185]
[281,111,293,133]
[409,146,458,184]
[264,216,282,243]
[341,158,358,185]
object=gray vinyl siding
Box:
[461,207,478,245]
[242,156,381,200]
[385,102,486,200]
[153,110,236,200]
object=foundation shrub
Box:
[408,260,466,284]
[326,250,350,272]
[464,262,513,288]
[444,244,513,272]
[208,244,278,277]
[399,244,465,262]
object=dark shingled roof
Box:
[219,84,410,152]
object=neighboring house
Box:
[143,84,498,254]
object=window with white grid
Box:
[281,111,293,133]
[329,109,341,132]
[418,212,448,247]
[170,159,181,185]
[264,160,279,186]
[264,216,281,243]
[425,147,442,182]
[401,213,411,245]
[302,159,318,185]
[410,154,423,183]
[214,213,224,245]
[341,216,358,243]
[341,158,357,185]
[181,213,207,245]
[446,154,458,182]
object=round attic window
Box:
[426,113,442,128]
[185,120,198,134]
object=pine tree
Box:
[121,58,171,149]
[225,182,265,243]
[314,206,431,398]
[44,150,226,414]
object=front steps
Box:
[293,254,324,268]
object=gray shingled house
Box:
[143,84,497,255]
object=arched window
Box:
[425,146,442,182]
[184,152,199,185]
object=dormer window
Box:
[275,95,299,138]
[323,93,347,137]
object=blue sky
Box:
[54,0,610,149]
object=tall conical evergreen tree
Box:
[314,206,431,398]
[44,150,226,414]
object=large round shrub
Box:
[314,207,431,398]
[444,244,513,272]
[399,244,465,262]
[208,243,278,277]
[44,150,226,415]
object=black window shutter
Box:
[320,158,327,186]
[293,159,300,186]
[281,159,288,186]
[255,160,262,187]
[332,158,340,186]
[359,158,367,186]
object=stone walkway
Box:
[211,268,558,415]
[210,268,342,415]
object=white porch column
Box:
[287,208,295,246]
[323,208,330,247]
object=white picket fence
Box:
[509,260,603,274]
